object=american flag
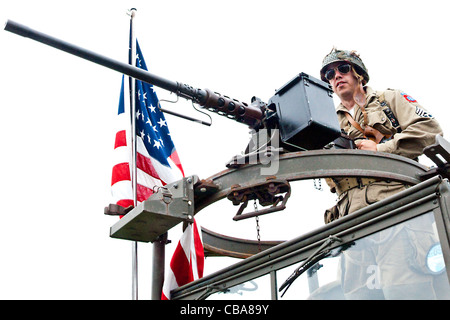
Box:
[161,219,204,300]
[110,41,184,208]
[110,40,204,300]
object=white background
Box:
[0,0,449,299]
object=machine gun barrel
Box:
[4,20,263,128]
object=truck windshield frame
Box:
[171,176,450,300]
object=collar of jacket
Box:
[336,86,378,112]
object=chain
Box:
[313,178,323,191]
[254,200,261,252]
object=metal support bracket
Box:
[421,135,450,180]
[110,175,198,243]
[227,177,291,221]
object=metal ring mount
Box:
[194,149,429,258]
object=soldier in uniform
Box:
[320,48,443,223]
[317,48,447,299]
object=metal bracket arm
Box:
[421,135,450,180]
[109,175,198,243]
[227,177,291,221]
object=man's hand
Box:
[355,139,377,151]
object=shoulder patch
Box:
[415,106,433,118]
[400,92,417,103]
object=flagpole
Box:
[152,232,167,299]
[127,8,167,300]
[128,8,139,301]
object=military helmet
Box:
[320,48,369,84]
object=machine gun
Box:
[4,20,343,152]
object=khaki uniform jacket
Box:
[327,88,446,297]
[325,87,443,223]
[336,86,443,159]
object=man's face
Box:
[326,62,359,99]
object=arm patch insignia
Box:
[415,106,433,118]
[401,92,417,103]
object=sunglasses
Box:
[325,63,352,81]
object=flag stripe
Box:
[114,130,127,149]
[136,183,154,203]
[111,162,131,186]
[169,151,185,177]
[110,180,133,203]
[193,219,205,278]
[136,152,161,182]
[170,240,192,286]
[136,167,162,189]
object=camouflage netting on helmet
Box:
[320,48,369,84]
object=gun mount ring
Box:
[194,149,430,258]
